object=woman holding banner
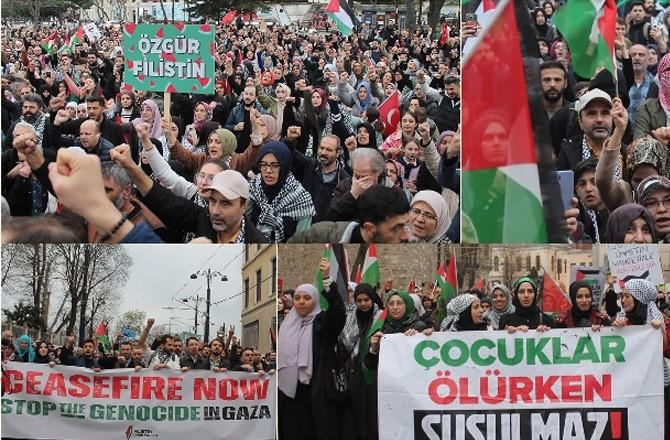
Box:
[439,293,490,331]
[556,281,610,329]
[278,258,346,439]
[498,277,557,332]
[485,283,515,330]
[612,278,669,438]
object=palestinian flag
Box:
[360,244,380,288]
[40,32,59,56]
[541,273,572,317]
[325,0,358,36]
[354,264,362,284]
[554,0,617,79]
[435,256,457,326]
[361,307,388,384]
[462,0,565,243]
[315,244,350,310]
[407,279,416,293]
[95,322,111,354]
[59,27,85,54]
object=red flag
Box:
[355,265,362,284]
[542,273,571,315]
[378,91,400,138]
[472,278,485,291]
[408,279,416,293]
[221,10,238,25]
[440,22,450,46]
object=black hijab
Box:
[625,295,649,325]
[512,277,542,319]
[568,280,594,326]
[196,121,221,151]
[356,122,378,149]
[354,283,383,325]
[258,141,292,202]
[605,204,657,243]
[456,303,489,331]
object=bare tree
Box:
[405,0,417,31]
[427,0,446,33]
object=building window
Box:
[244,278,249,308]
[256,269,262,302]
[493,256,499,272]
[271,257,277,295]
[243,321,259,350]
[551,256,555,271]
[244,245,249,262]
[535,255,541,270]
[525,256,531,271]
[516,256,522,271]
[557,259,562,274]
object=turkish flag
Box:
[379,91,400,138]
[221,10,237,25]
[541,274,571,315]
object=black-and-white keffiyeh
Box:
[439,293,477,331]
[150,348,178,366]
[20,113,47,150]
[586,208,600,242]
[339,303,379,358]
[249,173,315,242]
[581,136,621,180]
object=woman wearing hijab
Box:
[485,283,515,330]
[612,278,669,428]
[556,281,610,329]
[355,122,378,150]
[341,81,380,118]
[439,293,489,331]
[532,8,558,43]
[338,283,384,439]
[165,110,266,176]
[498,277,556,331]
[278,259,346,439]
[132,99,169,161]
[256,82,300,139]
[13,335,35,363]
[301,86,354,157]
[384,159,413,203]
[182,101,214,151]
[33,341,55,364]
[249,141,316,242]
[407,190,452,243]
[605,203,656,243]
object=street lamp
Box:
[190,268,227,343]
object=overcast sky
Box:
[119,244,243,336]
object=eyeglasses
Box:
[410,207,438,221]
[259,162,280,171]
[642,197,670,212]
[197,172,215,184]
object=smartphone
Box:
[555,170,574,212]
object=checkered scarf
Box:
[582,136,621,180]
[249,173,315,242]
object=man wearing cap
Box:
[556,89,624,176]
[109,144,269,243]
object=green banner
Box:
[122,23,215,94]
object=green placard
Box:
[122,23,215,94]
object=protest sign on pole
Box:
[570,266,607,306]
[606,244,664,292]
[378,327,663,440]
[2,363,275,440]
[122,23,215,95]
[83,23,102,41]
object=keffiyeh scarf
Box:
[249,173,315,242]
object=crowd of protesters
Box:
[463,0,670,244]
[277,256,670,439]
[1,318,276,378]
[1,16,460,244]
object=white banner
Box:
[606,244,664,292]
[83,23,102,41]
[1,363,275,440]
[378,327,663,440]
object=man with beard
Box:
[557,89,620,172]
[52,96,126,148]
[224,85,267,147]
[285,131,350,223]
[3,94,52,151]
[110,142,268,243]
[180,337,208,371]
[148,335,180,370]
[627,1,651,46]
[113,342,134,369]
[206,338,230,372]
[433,75,460,132]
[59,338,102,371]
[628,44,654,122]
[540,61,569,119]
